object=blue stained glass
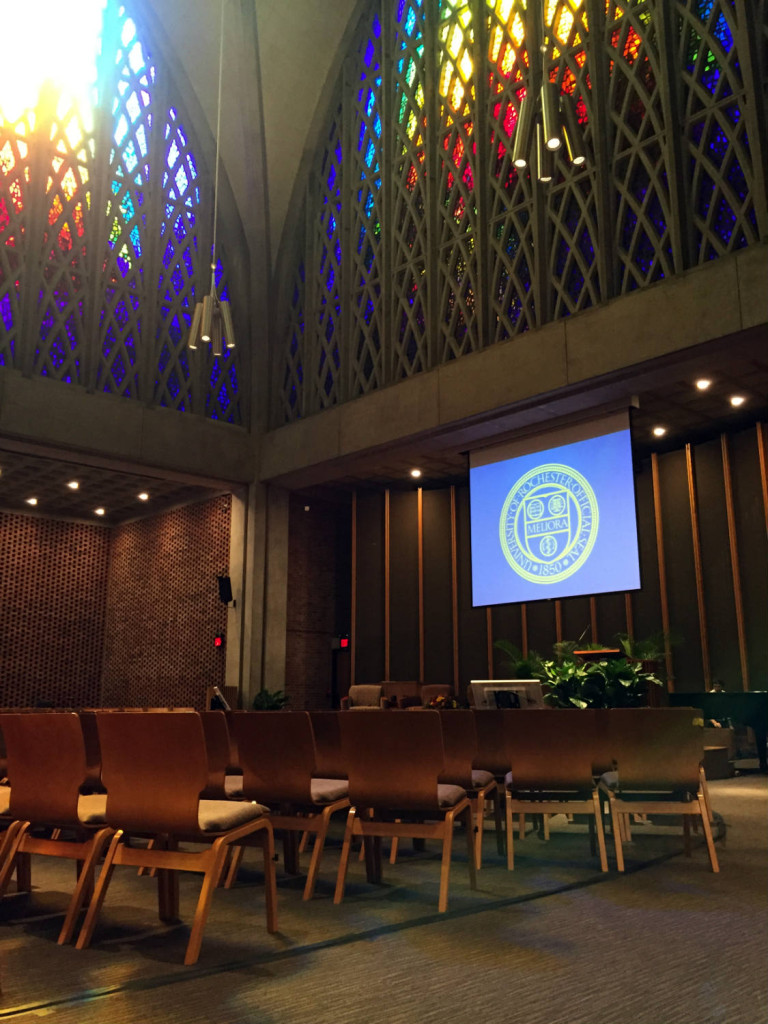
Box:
[335,239,342,264]
[175,165,189,194]
[173,213,187,242]
[365,40,375,66]
[694,0,715,20]
[0,293,12,330]
[114,114,129,146]
[706,123,729,164]
[171,266,185,295]
[135,123,148,157]
[711,11,732,50]
[168,140,180,168]
[373,14,381,38]
[128,40,144,75]
[229,363,238,393]
[713,198,736,242]
[217,381,230,407]
[127,92,141,124]
[112,351,126,385]
[162,240,175,268]
[326,266,335,289]
[405,6,417,34]
[366,90,376,118]
[374,114,382,138]
[365,140,376,167]
[327,164,337,189]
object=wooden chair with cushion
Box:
[598,708,719,872]
[340,684,385,710]
[0,712,114,945]
[499,710,608,872]
[334,710,477,912]
[228,711,350,900]
[75,711,277,965]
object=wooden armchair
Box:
[340,684,385,710]
[75,711,277,965]
[334,710,476,912]
[0,712,114,945]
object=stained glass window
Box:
[275,0,764,427]
[0,0,244,424]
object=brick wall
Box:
[100,495,231,709]
[285,496,349,709]
[0,512,109,707]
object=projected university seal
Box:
[498,464,599,584]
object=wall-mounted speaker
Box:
[217,574,233,604]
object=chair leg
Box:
[472,796,483,870]
[542,814,550,841]
[463,805,477,892]
[223,845,244,888]
[261,827,278,933]
[591,792,609,873]
[76,830,124,951]
[697,795,720,873]
[608,795,625,872]
[302,806,333,901]
[437,809,456,913]
[0,822,30,897]
[493,789,504,856]
[699,766,714,824]
[504,792,515,870]
[58,828,114,945]
[389,835,399,864]
[184,841,229,966]
[518,812,526,839]
[333,807,357,905]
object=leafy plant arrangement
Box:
[538,654,664,709]
[426,693,463,709]
[492,640,543,680]
[252,688,289,710]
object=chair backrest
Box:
[381,681,420,706]
[308,711,347,778]
[347,685,383,708]
[338,709,446,811]
[437,710,477,788]
[601,708,704,793]
[499,710,598,793]
[95,711,208,834]
[229,711,317,804]
[199,710,231,797]
[1,712,88,826]
[471,710,510,776]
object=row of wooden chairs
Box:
[0,706,719,965]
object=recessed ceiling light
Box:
[67,480,79,490]
[25,497,38,506]
[652,426,667,437]
[94,507,106,516]
[137,492,149,501]
[730,395,745,407]
[410,468,422,478]
[695,378,712,390]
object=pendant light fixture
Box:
[187,0,235,356]
[511,2,589,181]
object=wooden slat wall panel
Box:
[721,435,750,690]
[695,437,741,688]
[422,488,454,686]
[632,460,662,645]
[658,449,703,688]
[731,429,768,682]
[455,485,488,690]
[354,490,386,684]
[388,490,420,681]
[561,596,592,647]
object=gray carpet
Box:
[1,773,766,1024]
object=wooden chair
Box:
[0,712,114,944]
[75,711,277,965]
[499,710,608,873]
[598,708,719,872]
[228,711,349,900]
[340,684,385,710]
[334,710,477,912]
[200,710,243,799]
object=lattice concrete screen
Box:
[276,0,768,425]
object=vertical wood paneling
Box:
[350,490,357,687]
[624,592,634,636]
[651,453,674,686]
[423,489,454,686]
[555,600,563,642]
[486,606,493,677]
[758,422,768,540]
[686,443,711,688]
[384,488,390,680]
[721,434,749,691]
[417,487,425,682]
[389,490,420,680]
[450,485,459,691]
[521,603,528,658]
[589,596,598,643]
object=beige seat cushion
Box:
[198,799,269,832]
[224,774,244,798]
[437,784,467,808]
[311,778,348,803]
[471,769,495,789]
[348,685,383,707]
[78,793,108,824]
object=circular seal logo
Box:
[498,463,599,584]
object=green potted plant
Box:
[252,688,289,710]
[536,646,665,709]
[492,640,543,680]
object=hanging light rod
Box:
[510,9,589,181]
[188,0,235,356]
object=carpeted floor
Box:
[1,772,766,1024]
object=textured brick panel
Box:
[100,496,231,709]
[0,512,109,707]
